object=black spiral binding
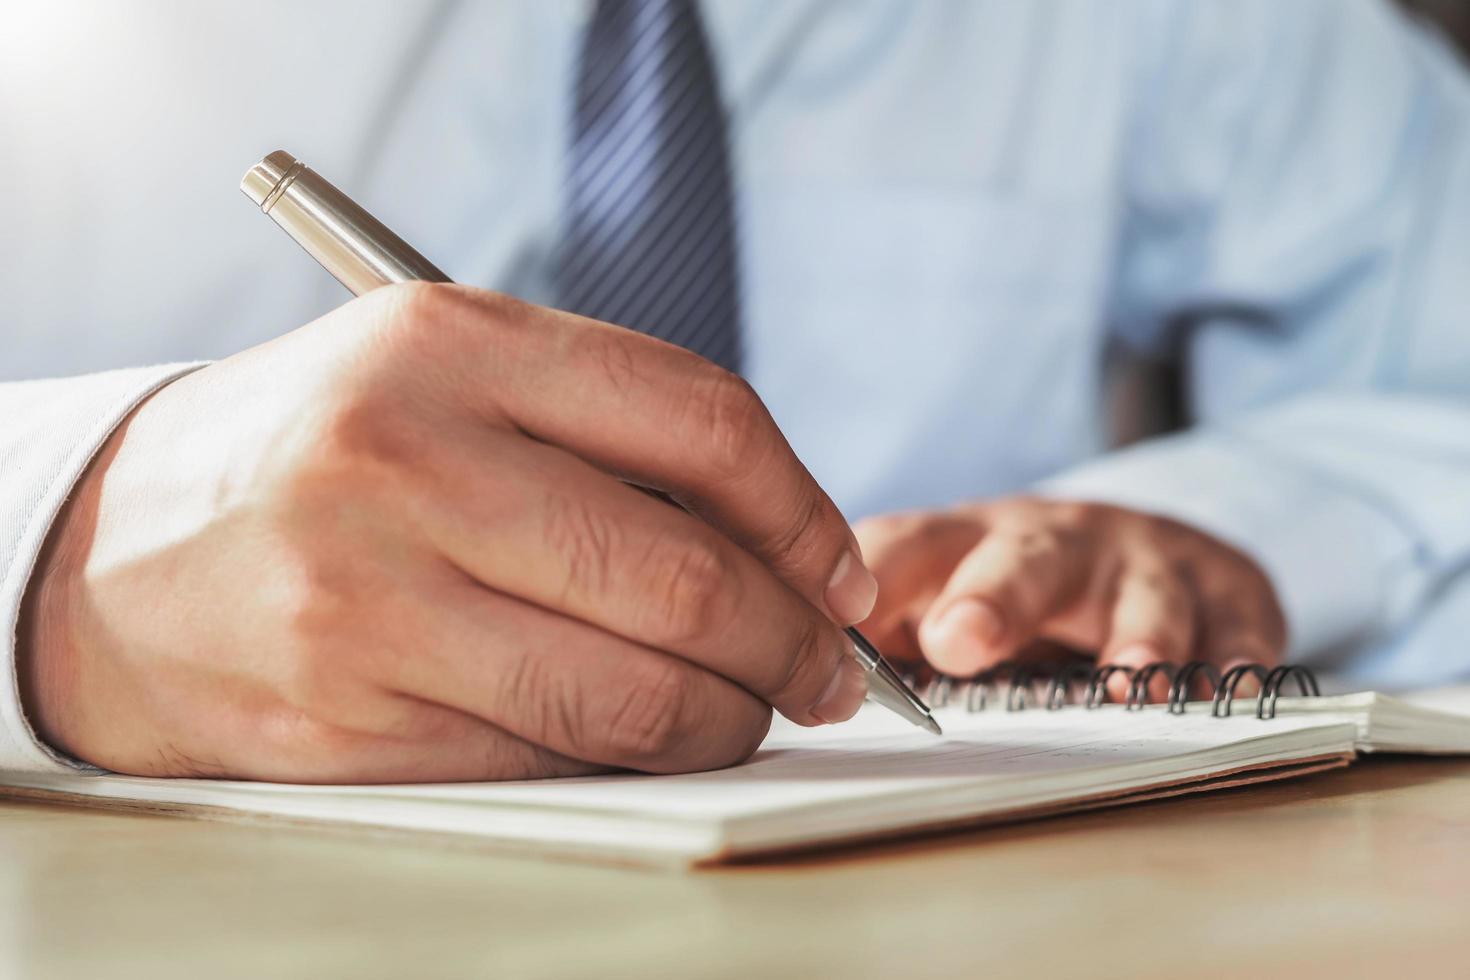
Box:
[909,660,1320,720]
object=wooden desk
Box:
[1,758,1468,979]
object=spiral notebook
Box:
[3,664,1469,868]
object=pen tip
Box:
[922,715,943,736]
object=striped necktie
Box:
[553,0,743,373]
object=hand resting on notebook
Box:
[855,498,1285,700]
[17,284,876,782]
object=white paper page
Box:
[0,703,1362,865]
[1395,685,1470,716]
[249,704,1359,819]
[5,704,1358,819]
[1267,687,1470,751]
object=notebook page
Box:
[0,704,1361,865]
[2,707,1359,819]
[1395,685,1470,716]
[293,704,1360,821]
[1266,687,1470,752]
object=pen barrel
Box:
[240,151,448,296]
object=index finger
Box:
[414,285,877,626]
[917,523,1092,675]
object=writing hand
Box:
[20,284,876,781]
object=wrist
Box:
[17,426,117,762]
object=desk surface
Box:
[2,757,1468,979]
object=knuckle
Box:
[1158,584,1194,621]
[153,742,229,780]
[853,510,949,565]
[278,628,352,721]
[494,651,556,740]
[604,660,694,762]
[473,293,538,362]
[1014,527,1066,565]
[768,616,832,705]
[639,538,738,645]
[378,281,467,349]
[922,511,977,546]
[705,706,774,770]
[271,549,368,716]
[314,387,418,477]
[1131,567,1169,592]
[994,528,1070,594]
[382,282,531,369]
[573,326,644,398]
[763,484,832,577]
[1130,568,1192,616]
[268,398,416,539]
[497,652,591,757]
[387,279,453,322]
[388,281,509,329]
[272,712,361,765]
[542,492,622,602]
[685,368,769,482]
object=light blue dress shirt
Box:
[4,0,1470,770]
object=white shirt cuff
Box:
[0,363,205,775]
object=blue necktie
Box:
[554,0,743,373]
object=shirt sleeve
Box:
[0,364,203,774]
[1043,0,1470,672]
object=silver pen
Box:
[240,150,942,737]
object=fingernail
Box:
[811,651,869,724]
[919,598,1005,673]
[825,548,879,625]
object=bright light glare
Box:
[0,1,114,96]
